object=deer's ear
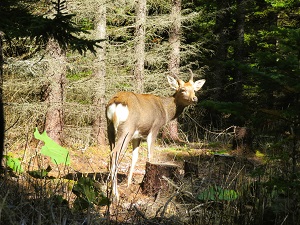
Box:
[193,79,206,91]
[167,76,179,90]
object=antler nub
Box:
[170,70,180,81]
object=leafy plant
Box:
[72,177,109,210]
[198,186,238,201]
[4,154,24,173]
[28,165,52,179]
[34,128,70,165]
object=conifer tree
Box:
[0,0,100,147]
[0,32,4,168]
[134,0,147,93]
[92,0,107,145]
[162,0,182,142]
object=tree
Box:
[232,0,246,102]
[169,0,181,77]
[92,0,107,145]
[213,0,231,101]
[134,0,147,93]
[162,0,182,142]
[1,0,99,152]
[39,0,100,144]
[43,37,66,145]
[0,32,4,168]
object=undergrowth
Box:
[1,131,300,224]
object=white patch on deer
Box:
[107,103,129,125]
[116,104,129,121]
[132,130,140,139]
[106,103,116,120]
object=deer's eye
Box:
[180,87,187,93]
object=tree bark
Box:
[184,160,198,177]
[213,0,230,100]
[163,0,182,142]
[92,1,107,145]
[141,161,180,196]
[233,0,246,101]
[162,119,182,143]
[0,31,4,168]
[232,126,254,155]
[168,0,181,77]
[134,0,146,93]
[44,38,66,145]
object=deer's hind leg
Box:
[128,138,141,186]
[110,130,133,200]
[107,121,115,151]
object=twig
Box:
[160,191,179,218]
[159,176,187,218]
[4,115,20,132]
[189,203,209,216]
[133,205,147,220]
[186,113,235,137]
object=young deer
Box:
[106,71,205,200]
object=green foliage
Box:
[78,18,94,31]
[34,128,70,166]
[197,186,238,201]
[0,0,101,55]
[200,100,248,122]
[67,70,93,81]
[265,0,295,8]
[4,154,24,173]
[72,177,109,210]
[28,165,52,179]
[32,5,100,54]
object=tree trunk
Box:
[233,0,246,101]
[92,1,107,146]
[134,0,146,93]
[213,0,230,100]
[44,38,66,145]
[162,119,182,143]
[184,160,198,177]
[168,0,181,77]
[0,31,4,168]
[163,0,182,142]
[232,126,254,155]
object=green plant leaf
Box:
[73,196,90,211]
[28,165,52,179]
[34,128,70,165]
[198,186,238,201]
[72,177,109,210]
[4,155,24,173]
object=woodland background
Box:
[0,0,300,224]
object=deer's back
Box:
[106,92,168,135]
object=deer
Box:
[106,70,206,200]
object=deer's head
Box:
[167,70,206,106]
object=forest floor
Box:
[3,142,263,224]
[60,142,260,223]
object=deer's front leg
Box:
[146,130,159,162]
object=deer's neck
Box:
[162,95,186,122]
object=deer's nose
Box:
[192,96,198,102]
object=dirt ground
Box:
[5,141,262,224]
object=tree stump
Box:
[184,161,199,177]
[232,126,254,154]
[141,162,180,196]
